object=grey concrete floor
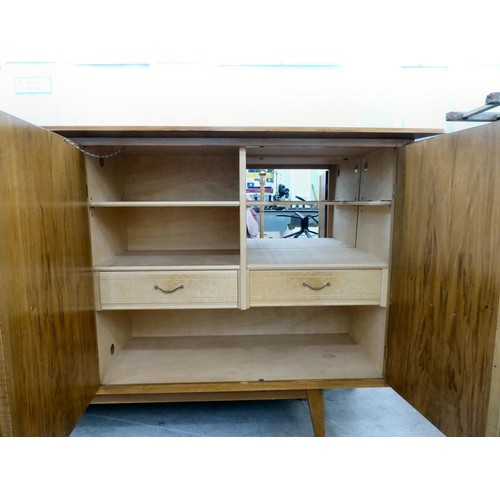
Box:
[70,387,444,437]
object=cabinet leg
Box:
[307,389,326,437]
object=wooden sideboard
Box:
[1,110,499,436]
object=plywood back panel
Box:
[129,307,350,337]
[86,155,126,202]
[127,207,240,251]
[349,306,387,375]
[96,311,132,380]
[359,148,395,201]
[387,122,500,436]
[125,152,239,202]
[332,206,358,247]
[356,205,392,261]
[86,147,239,203]
[334,158,361,201]
[89,208,128,265]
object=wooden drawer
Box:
[249,269,383,306]
[100,271,238,309]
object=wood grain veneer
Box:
[486,317,500,435]
[0,328,12,436]
[387,122,500,437]
[0,111,99,436]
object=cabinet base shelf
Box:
[100,333,383,386]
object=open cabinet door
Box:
[0,111,99,436]
[386,121,500,437]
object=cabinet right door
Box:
[386,121,500,437]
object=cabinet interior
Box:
[84,140,395,390]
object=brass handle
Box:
[154,284,184,294]
[303,281,331,291]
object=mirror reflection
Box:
[246,169,328,239]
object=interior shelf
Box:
[90,201,240,208]
[100,333,383,385]
[247,238,388,269]
[93,250,241,271]
[248,200,391,207]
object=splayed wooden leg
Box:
[307,389,326,437]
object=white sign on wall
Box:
[15,77,52,94]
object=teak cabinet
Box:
[1,110,499,437]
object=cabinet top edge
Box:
[45,125,443,141]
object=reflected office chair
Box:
[278,212,318,238]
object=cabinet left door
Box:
[0,111,99,436]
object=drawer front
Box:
[249,269,382,306]
[100,271,238,309]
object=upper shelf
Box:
[90,201,240,208]
[248,200,391,207]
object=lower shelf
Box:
[93,250,240,270]
[100,333,382,386]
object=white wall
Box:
[2,2,499,131]
[2,61,500,131]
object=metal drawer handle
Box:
[154,284,184,294]
[303,281,331,291]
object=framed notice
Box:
[15,77,52,94]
